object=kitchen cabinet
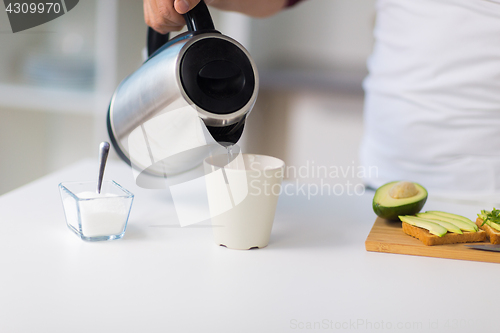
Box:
[0,0,144,194]
[0,0,119,114]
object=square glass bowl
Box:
[59,181,134,241]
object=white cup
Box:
[204,153,285,250]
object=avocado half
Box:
[373,181,428,220]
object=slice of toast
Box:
[476,218,500,244]
[402,222,486,246]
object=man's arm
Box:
[144,0,288,34]
[208,0,287,18]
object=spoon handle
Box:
[97,142,110,194]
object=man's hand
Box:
[144,0,206,34]
[144,0,287,34]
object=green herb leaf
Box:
[479,208,500,226]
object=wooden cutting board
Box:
[365,217,500,264]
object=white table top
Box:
[0,159,498,333]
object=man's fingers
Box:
[154,0,185,25]
[144,0,206,34]
[144,0,184,33]
[174,0,190,14]
[174,0,202,14]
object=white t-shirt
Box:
[360,0,500,195]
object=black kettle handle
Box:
[183,0,215,31]
[147,28,170,57]
[147,0,215,57]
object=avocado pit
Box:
[388,181,419,199]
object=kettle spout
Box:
[205,116,246,147]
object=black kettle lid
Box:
[180,37,255,115]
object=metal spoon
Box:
[97,142,110,194]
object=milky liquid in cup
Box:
[205,154,285,249]
[63,191,129,237]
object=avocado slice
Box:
[477,210,500,232]
[483,219,500,232]
[423,211,478,232]
[373,181,428,220]
[411,215,462,234]
[426,211,475,224]
[399,216,447,237]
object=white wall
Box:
[0,108,94,194]
[249,0,375,71]
[284,92,365,185]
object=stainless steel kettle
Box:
[107,1,258,181]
